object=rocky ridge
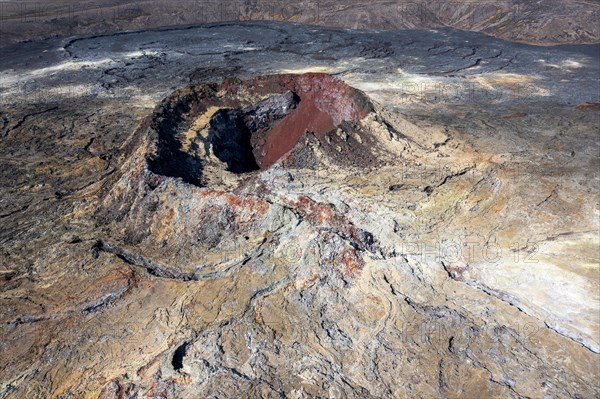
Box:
[0,0,599,47]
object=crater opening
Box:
[146,73,374,185]
[208,109,260,174]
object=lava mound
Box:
[143,73,385,187]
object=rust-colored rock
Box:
[576,102,600,110]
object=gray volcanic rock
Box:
[0,22,599,399]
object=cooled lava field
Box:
[0,6,599,399]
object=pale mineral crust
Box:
[0,21,599,399]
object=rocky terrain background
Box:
[0,0,599,47]
[0,13,599,399]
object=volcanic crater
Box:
[145,73,378,187]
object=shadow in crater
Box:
[207,109,260,174]
[147,99,204,186]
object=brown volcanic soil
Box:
[0,0,599,46]
[576,102,600,110]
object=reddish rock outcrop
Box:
[576,102,600,110]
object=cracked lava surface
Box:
[0,21,598,399]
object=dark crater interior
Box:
[146,87,207,186]
[208,109,260,174]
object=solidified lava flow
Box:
[146,73,374,184]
